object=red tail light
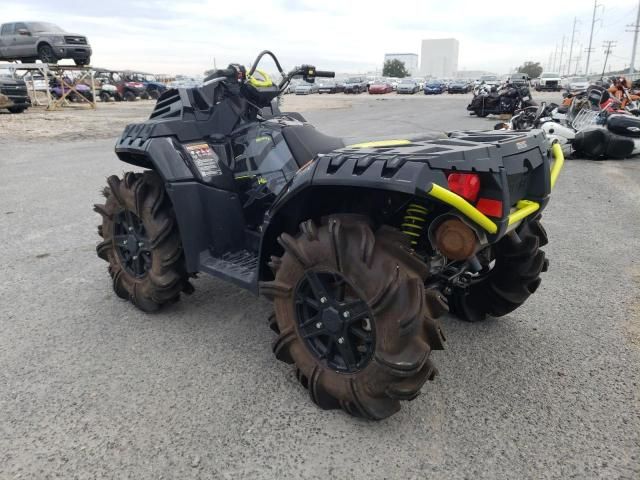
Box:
[476,198,503,217]
[447,173,480,202]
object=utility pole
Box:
[602,41,617,79]
[626,0,640,74]
[567,17,578,76]
[558,35,566,75]
[585,0,602,75]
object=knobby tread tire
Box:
[94,171,192,312]
[449,215,549,322]
[261,215,446,420]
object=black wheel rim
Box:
[113,209,152,278]
[294,270,375,373]
[40,46,55,63]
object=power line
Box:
[626,0,640,74]
[585,0,604,75]
[567,17,579,76]
[602,40,617,77]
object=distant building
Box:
[384,53,419,76]
[420,38,459,78]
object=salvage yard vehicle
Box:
[122,71,167,99]
[0,67,31,113]
[536,72,562,92]
[368,81,393,94]
[318,81,343,94]
[396,78,420,94]
[94,69,145,101]
[0,21,91,65]
[424,80,446,94]
[343,76,367,93]
[94,50,564,420]
[447,80,471,94]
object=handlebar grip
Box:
[315,70,335,78]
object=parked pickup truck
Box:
[0,67,31,113]
[0,22,91,65]
[536,72,561,92]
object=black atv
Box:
[94,50,564,420]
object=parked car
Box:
[508,73,530,87]
[368,81,393,94]
[424,80,446,95]
[318,81,343,94]
[478,75,500,87]
[447,80,471,94]
[343,77,367,94]
[23,72,48,91]
[396,78,419,94]
[294,83,319,95]
[563,76,589,92]
[0,67,30,113]
[536,72,562,91]
[0,22,91,65]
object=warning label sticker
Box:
[185,143,222,177]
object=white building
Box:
[420,38,459,78]
[384,53,419,75]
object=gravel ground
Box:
[1,93,639,480]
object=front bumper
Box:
[54,45,92,59]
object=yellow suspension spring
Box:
[401,203,429,246]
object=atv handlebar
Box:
[315,70,335,78]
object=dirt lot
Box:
[0,94,360,143]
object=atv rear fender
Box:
[258,132,564,282]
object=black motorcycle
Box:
[468,82,536,117]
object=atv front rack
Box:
[425,143,564,234]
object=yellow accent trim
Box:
[507,200,540,226]
[347,139,412,149]
[403,215,426,222]
[247,69,273,88]
[403,230,422,237]
[550,142,564,189]
[427,184,498,234]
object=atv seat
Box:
[282,125,345,167]
[282,125,448,167]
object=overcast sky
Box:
[5,0,640,76]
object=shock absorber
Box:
[401,202,429,246]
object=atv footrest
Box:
[199,250,258,290]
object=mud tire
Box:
[262,215,446,420]
[94,171,192,312]
[449,215,549,322]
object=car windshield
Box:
[26,22,65,33]
[372,81,386,85]
[480,76,497,81]
[542,73,559,78]
[427,82,440,86]
[400,79,414,84]
[571,77,588,83]
[346,78,361,83]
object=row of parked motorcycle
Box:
[498,77,640,160]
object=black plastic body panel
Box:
[166,182,245,272]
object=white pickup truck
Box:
[536,72,562,92]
